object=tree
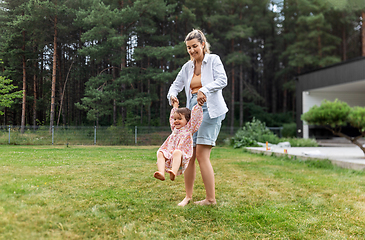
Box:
[1,0,365,129]
[282,0,341,73]
[301,99,365,155]
[76,0,179,126]
[0,70,22,115]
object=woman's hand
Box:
[197,91,206,106]
[171,96,179,108]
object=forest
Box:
[0,0,364,133]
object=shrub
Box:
[232,118,280,148]
[282,122,297,138]
[230,118,318,148]
[281,137,318,147]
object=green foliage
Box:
[302,99,365,135]
[0,74,22,115]
[231,118,318,148]
[282,122,297,138]
[301,99,351,128]
[232,118,280,148]
[282,0,342,70]
[301,99,365,152]
[281,137,318,147]
[348,107,365,132]
[1,0,364,128]
[243,102,295,127]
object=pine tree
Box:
[283,0,341,72]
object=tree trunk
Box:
[283,75,287,113]
[33,60,37,128]
[361,11,365,56]
[112,67,116,126]
[21,30,26,134]
[3,108,6,125]
[40,51,44,123]
[239,64,243,127]
[230,39,235,135]
[140,77,143,125]
[271,76,277,114]
[50,14,57,132]
[57,59,74,126]
[58,49,63,126]
[119,0,126,126]
[160,60,166,126]
[239,13,244,128]
[61,53,66,125]
[148,58,151,126]
[329,128,365,155]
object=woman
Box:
[167,29,228,206]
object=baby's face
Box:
[173,113,187,129]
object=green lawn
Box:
[0,145,364,239]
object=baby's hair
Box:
[184,29,211,54]
[176,107,191,122]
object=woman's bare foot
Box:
[177,197,192,207]
[167,169,176,181]
[154,171,165,181]
[194,199,216,206]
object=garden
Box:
[1,145,364,239]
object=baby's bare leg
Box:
[154,151,166,181]
[168,149,182,181]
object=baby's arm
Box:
[169,107,177,131]
[172,99,179,109]
[169,100,179,131]
[189,104,203,133]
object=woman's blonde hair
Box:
[184,29,211,55]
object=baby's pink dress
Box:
[158,104,203,175]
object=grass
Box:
[0,145,365,239]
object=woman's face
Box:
[186,38,205,61]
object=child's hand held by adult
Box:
[173,101,179,108]
[197,91,206,106]
[171,96,179,105]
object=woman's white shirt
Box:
[167,54,228,119]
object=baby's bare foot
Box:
[153,171,165,181]
[194,199,216,206]
[167,169,176,181]
[178,197,192,207]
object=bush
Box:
[230,118,318,148]
[231,118,280,148]
[282,122,297,138]
[281,137,318,147]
